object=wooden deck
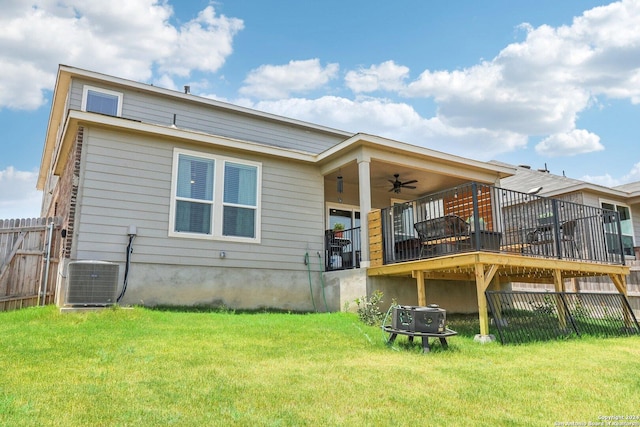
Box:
[367,251,630,336]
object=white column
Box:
[358,159,372,267]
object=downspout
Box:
[305,252,317,312]
[117,227,137,303]
[317,252,329,312]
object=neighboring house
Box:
[38,65,516,313]
[496,163,640,258]
[496,163,640,300]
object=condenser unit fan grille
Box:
[66,261,119,306]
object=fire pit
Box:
[383,304,457,353]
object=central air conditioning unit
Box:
[66,260,120,306]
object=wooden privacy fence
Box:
[0,217,62,311]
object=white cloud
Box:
[0,1,243,110]
[239,59,339,99]
[152,74,179,92]
[0,167,42,219]
[345,60,410,93]
[535,129,604,157]
[582,161,640,187]
[314,0,640,162]
[249,96,526,160]
[158,6,244,77]
[403,36,593,136]
[357,0,640,151]
[581,173,618,187]
[2,0,639,192]
[0,61,56,110]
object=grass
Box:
[1,306,639,426]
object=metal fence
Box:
[486,291,640,344]
[379,182,625,265]
[325,226,361,271]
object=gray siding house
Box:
[38,65,516,311]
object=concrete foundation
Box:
[57,262,332,312]
[59,306,134,314]
[474,334,496,344]
[122,264,328,311]
[323,268,368,312]
[54,259,510,318]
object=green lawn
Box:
[1,306,639,426]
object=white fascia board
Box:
[38,67,72,189]
[543,183,630,199]
[318,132,516,178]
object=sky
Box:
[1,0,640,219]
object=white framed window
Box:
[81,85,123,116]
[391,198,416,239]
[600,199,634,257]
[169,148,261,242]
[327,203,360,230]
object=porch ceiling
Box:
[325,160,471,200]
[367,252,630,284]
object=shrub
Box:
[354,290,386,326]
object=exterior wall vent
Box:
[66,260,119,306]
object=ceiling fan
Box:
[389,174,418,193]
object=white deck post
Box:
[358,158,372,267]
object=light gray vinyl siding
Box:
[582,191,638,247]
[74,127,325,270]
[69,79,348,154]
[580,192,603,208]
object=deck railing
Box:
[325,226,361,271]
[379,182,625,266]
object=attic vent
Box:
[66,261,119,306]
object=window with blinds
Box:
[175,155,214,234]
[81,85,123,116]
[223,162,258,238]
[170,149,261,242]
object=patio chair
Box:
[560,220,580,258]
[414,215,470,258]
